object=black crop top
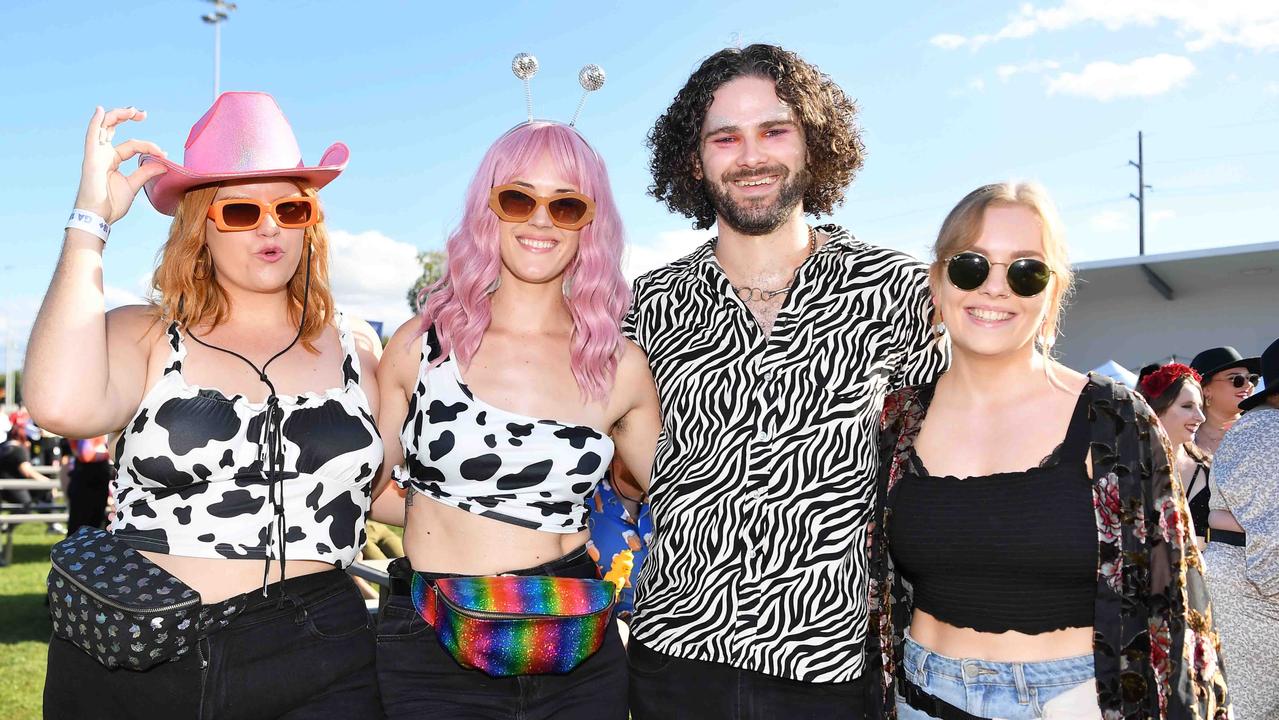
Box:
[887,389,1097,634]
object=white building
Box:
[1057,242,1279,373]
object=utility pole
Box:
[202,0,237,101]
[1127,131,1174,300]
[1128,131,1152,256]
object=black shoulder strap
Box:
[424,326,443,364]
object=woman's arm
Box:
[369,318,420,524]
[24,107,167,436]
[608,340,661,493]
[347,316,383,420]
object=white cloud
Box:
[933,1,1279,52]
[327,229,422,334]
[996,59,1061,81]
[1266,81,1279,95]
[1150,209,1177,225]
[1046,54,1195,100]
[1089,210,1130,233]
[929,33,969,50]
[104,285,145,310]
[622,229,712,281]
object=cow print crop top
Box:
[393,330,614,533]
[111,313,382,568]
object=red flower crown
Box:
[1139,363,1202,400]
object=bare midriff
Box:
[139,552,335,604]
[909,609,1093,663]
[1208,509,1245,533]
[403,495,588,576]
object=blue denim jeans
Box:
[895,632,1096,719]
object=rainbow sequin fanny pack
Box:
[411,573,619,676]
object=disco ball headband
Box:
[508,53,606,129]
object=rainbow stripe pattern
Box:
[411,574,617,676]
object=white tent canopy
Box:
[1091,359,1138,389]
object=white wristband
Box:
[66,209,111,243]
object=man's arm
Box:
[892,261,949,390]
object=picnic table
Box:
[0,475,68,565]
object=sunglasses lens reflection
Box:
[947,253,989,291]
[497,189,537,219]
[275,200,313,226]
[548,197,589,225]
[1007,259,1052,297]
[221,202,262,229]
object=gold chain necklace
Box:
[730,226,817,303]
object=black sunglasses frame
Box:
[945,251,1055,298]
[1217,373,1261,389]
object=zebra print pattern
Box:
[623,224,948,683]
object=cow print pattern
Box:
[112,313,382,568]
[393,333,614,533]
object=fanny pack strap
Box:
[898,673,988,720]
[419,577,440,626]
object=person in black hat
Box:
[1238,338,1279,413]
[1203,336,1279,718]
[1190,345,1260,455]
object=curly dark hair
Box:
[647,44,866,230]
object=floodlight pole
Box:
[202,1,237,101]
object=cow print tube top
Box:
[393,330,614,533]
[111,313,383,568]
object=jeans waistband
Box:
[902,630,1095,689]
[389,545,595,597]
[204,569,352,617]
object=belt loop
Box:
[913,646,931,686]
[1013,662,1030,704]
[286,592,306,625]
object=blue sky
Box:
[2,1,1277,361]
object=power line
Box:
[1148,149,1279,165]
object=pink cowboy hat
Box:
[140,91,349,215]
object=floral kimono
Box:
[867,374,1231,720]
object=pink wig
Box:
[416,122,630,403]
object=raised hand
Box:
[74,106,168,225]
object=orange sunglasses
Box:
[206,196,321,232]
[488,185,596,231]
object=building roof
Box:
[1073,242,1279,300]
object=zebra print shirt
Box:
[623,224,948,683]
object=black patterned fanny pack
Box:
[48,527,203,671]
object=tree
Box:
[406,250,447,314]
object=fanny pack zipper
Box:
[51,562,201,614]
[436,586,613,620]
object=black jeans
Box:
[377,548,628,720]
[628,638,870,720]
[44,570,380,719]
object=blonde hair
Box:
[149,182,335,352]
[930,181,1074,358]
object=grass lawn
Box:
[0,523,57,720]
